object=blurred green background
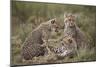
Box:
[11,1,96,65]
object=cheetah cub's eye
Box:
[68,38,72,43]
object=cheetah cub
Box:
[48,35,78,59]
[64,13,88,49]
[21,18,59,60]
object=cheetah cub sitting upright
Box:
[64,13,88,49]
[21,18,59,60]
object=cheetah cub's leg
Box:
[42,40,52,56]
[41,38,52,56]
[41,30,51,55]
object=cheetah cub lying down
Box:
[48,35,78,58]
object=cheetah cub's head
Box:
[61,36,73,47]
[64,13,76,28]
[49,18,59,32]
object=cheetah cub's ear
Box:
[51,18,56,24]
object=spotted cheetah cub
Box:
[21,18,59,60]
[64,13,88,49]
[48,35,78,58]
